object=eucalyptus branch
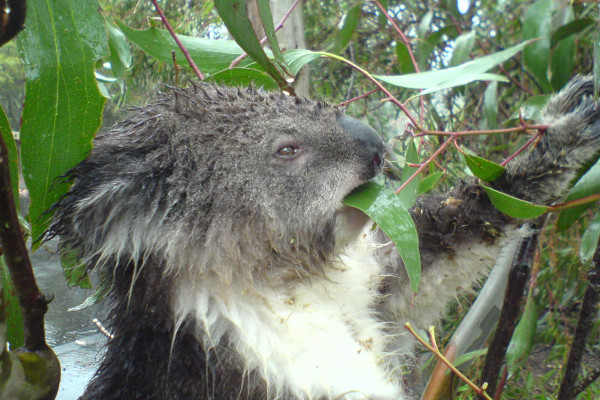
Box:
[149,0,205,80]
[404,323,493,400]
[337,88,380,107]
[548,193,600,213]
[0,129,49,352]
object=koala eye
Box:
[275,145,301,159]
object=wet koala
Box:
[49,76,600,400]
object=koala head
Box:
[51,85,385,284]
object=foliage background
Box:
[0,0,598,399]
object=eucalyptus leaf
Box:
[118,22,257,75]
[343,182,421,292]
[0,103,18,209]
[18,0,108,244]
[483,185,549,219]
[580,211,600,263]
[283,49,323,75]
[333,4,361,53]
[522,0,552,92]
[557,159,600,230]
[205,68,278,89]
[506,291,537,374]
[397,141,419,209]
[463,153,505,182]
[483,81,498,129]
[449,31,475,67]
[374,40,532,91]
[419,172,444,194]
[214,0,290,90]
[1,256,24,349]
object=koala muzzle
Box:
[338,114,385,180]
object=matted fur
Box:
[48,77,600,400]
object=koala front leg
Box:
[377,76,600,335]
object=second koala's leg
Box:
[376,76,600,337]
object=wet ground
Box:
[31,239,105,399]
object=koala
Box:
[48,77,600,400]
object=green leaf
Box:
[60,246,92,289]
[550,5,574,91]
[377,0,389,28]
[483,185,549,219]
[17,0,108,244]
[397,141,419,208]
[256,0,288,74]
[205,68,278,89]
[580,211,600,263]
[343,182,421,292]
[506,290,537,374]
[395,41,416,74]
[333,4,361,53]
[463,153,505,182]
[551,36,575,92]
[509,95,551,122]
[118,22,256,75]
[557,159,600,230]
[214,0,290,90]
[1,256,24,349]
[483,81,498,129]
[0,103,18,210]
[374,40,532,91]
[449,31,475,67]
[522,0,552,92]
[419,172,444,194]
[416,10,434,71]
[551,18,594,46]
[106,23,132,78]
[283,49,323,76]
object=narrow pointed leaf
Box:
[506,291,538,374]
[418,172,444,194]
[580,211,600,263]
[214,0,290,90]
[522,0,552,92]
[333,4,361,52]
[374,40,532,90]
[397,140,419,208]
[205,68,278,89]
[483,185,549,219]
[0,103,18,209]
[118,22,258,74]
[557,160,600,230]
[17,0,108,244]
[464,153,505,182]
[1,256,24,349]
[256,0,287,72]
[283,49,323,75]
[343,182,421,292]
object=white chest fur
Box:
[172,233,406,400]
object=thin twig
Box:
[338,88,380,107]
[150,0,205,80]
[394,135,453,194]
[229,0,302,69]
[405,323,493,400]
[93,318,115,340]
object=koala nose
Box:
[338,115,385,179]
